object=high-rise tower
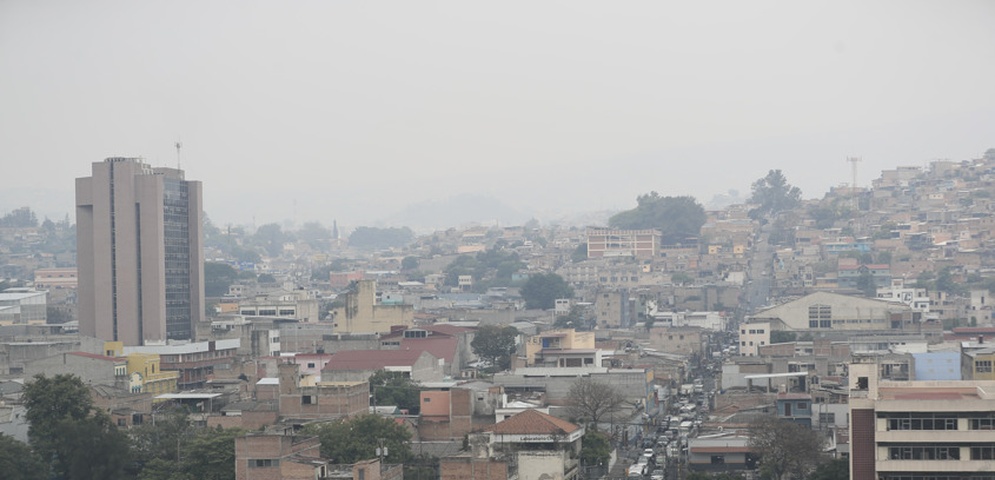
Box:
[76,157,204,345]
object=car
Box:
[650,469,666,480]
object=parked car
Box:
[650,469,666,480]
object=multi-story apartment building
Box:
[76,157,205,345]
[849,361,995,480]
[586,228,661,259]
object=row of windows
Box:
[888,446,961,460]
[976,360,993,373]
[881,413,995,430]
[887,416,959,431]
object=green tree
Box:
[0,206,38,228]
[298,221,332,250]
[257,273,277,284]
[471,324,519,371]
[251,223,291,257]
[131,408,195,467]
[810,457,850,480]
[23,374,131,480]
[935,267,964,295]
[566,378,626,428]
[554,305,593,331]
[181,427,243,480]
[519,273,573,310]
[748,416,825,480]
[856,270,877,297]
[136,424,242,480]
[369,370,421,414]
[0,434,46,480]
[401,256,420,271]
[671,271,693,285]
[204,262,239,297]
[305,414,412,464]
[748,170,802,220]
[609,192,706,244]
[578,430,612,468]
[571,243,588,263]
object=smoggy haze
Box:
[2,1,994,228]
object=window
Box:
[307,363,316,368]
[423,397,431,403]
[970,415,995,430]
[884,413,958,431]
[798,402,808,410]
[710,455,725,464]
[976,360,993,373]
[887,445,959,460]
[971,446,995,460]
[819,413,835,424]
[302,395,315,405]
[250,459,279,468]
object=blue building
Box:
[912,351,961,380]
[775,392,812,427]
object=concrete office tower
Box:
[76,158,205,345]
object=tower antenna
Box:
[175,140,183,170]
[846,156,861,209]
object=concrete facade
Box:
[331,280,413,334]
[76,158,204,345]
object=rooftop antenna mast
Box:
[847,156,861,209]
[175,140,183,170]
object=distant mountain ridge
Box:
[380,193,531,231]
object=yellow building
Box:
[524,329,597,367]
[962,347,995,381]
[330,280,413,334]
[104,342,179,395]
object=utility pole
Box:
[376,437,387,474]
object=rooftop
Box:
[490,409,580,436]
[323,349,432,370]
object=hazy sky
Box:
[2,1,994,228]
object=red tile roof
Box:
[323,349,434,371]
[490,409,579,436]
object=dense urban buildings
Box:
[76,157,205,345]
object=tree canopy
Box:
[0,434,46,480]
[204,261,239,297]
[305,414,412,465]
[554,305,594,331]
[578,430,612,468]
[519,272,573,310]
[608,192,706,244]
[748,170,802,219]
[369,370,421,414]
[471,324,519,371]
[23,374,132,480]
[566,378,627,428]
[748,416,825,480]
[444,248,524,290]
[0,206,38,228]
